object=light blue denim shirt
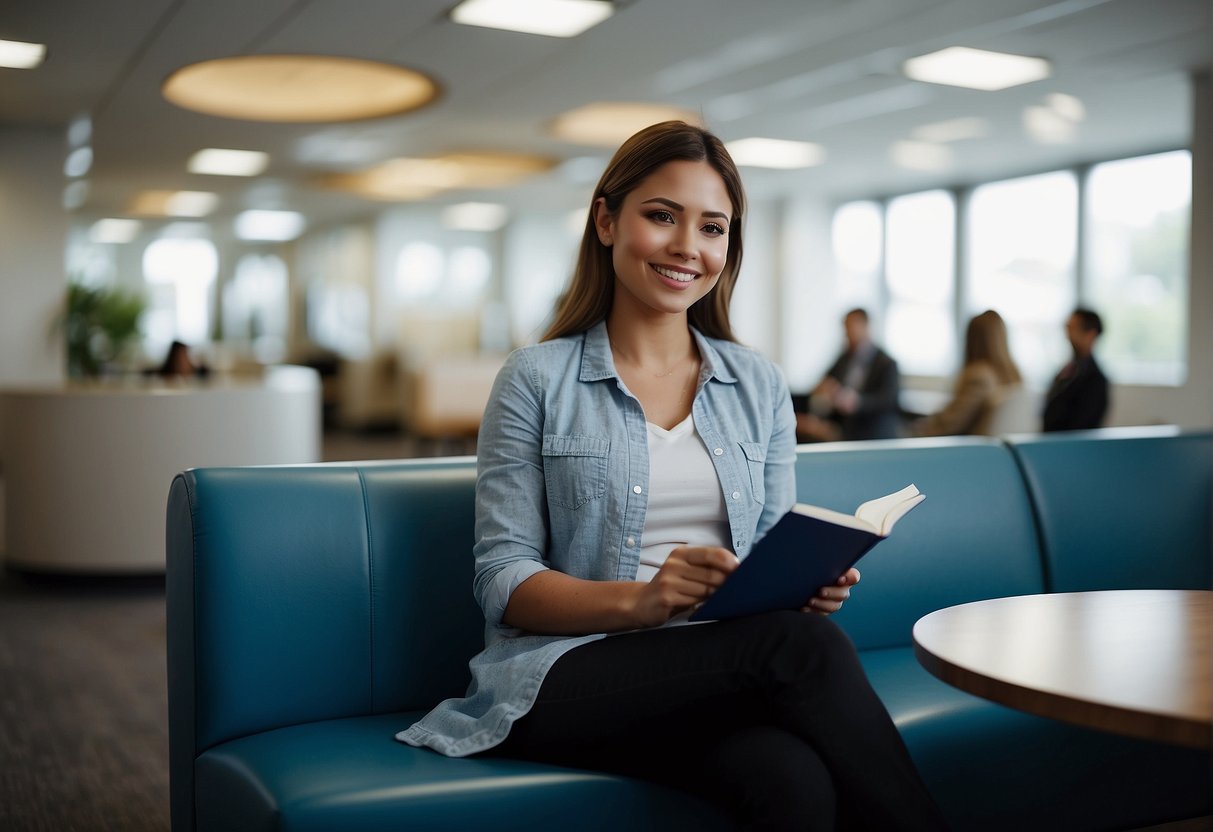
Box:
[397,320,797,757]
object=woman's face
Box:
[595,159,732,321]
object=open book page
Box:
[855,484,924,535]
[788,502,875,533]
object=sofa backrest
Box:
[794,437,1047,650]
[1005,427,1212,592]
[167,459,482,757]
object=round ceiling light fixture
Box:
[163,55,439,123]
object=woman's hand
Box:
[630,546,738,628]
[803,567,861,615]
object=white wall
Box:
[0,127,68,385]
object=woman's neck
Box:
[605,307,696,373]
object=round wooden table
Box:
[913,589,1212,749]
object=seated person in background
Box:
[914,309,1022,436]
[158,340,208,379]
[797,308,901,441]
[1042,307,1109,432]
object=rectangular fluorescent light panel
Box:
[911,117,990,143]
[90,219,142,244]
[903,47,1050,91]
[725,138,824,169]
[442,202,510,231]
[0,39,46,69]
[235,209,305,242]
[130,190,219,217]
[188,148,269,176]
[451,0,613,37]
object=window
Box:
[966,171,1077,385]
[1085,151,1190,385]
[223,253,289,363]
[884,190,955,377]
[831,201,883,314]
[142,237,219,361]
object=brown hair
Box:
[963,309,1022,384]
[541,121,747,342]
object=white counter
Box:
[0,366,321,573]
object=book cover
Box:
[689,485,923,622]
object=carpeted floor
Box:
[0,571,170,831]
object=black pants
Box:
[492,611,948,832]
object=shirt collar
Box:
[579,319,738,385]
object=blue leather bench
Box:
[166,429,1212,831]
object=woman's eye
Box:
[647,210,674,223]
[702,222,726,236]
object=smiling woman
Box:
[396,121,949,831]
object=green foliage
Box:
[62,283,147,377]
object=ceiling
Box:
[2,0,1209,232]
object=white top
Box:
[636,412,730,584]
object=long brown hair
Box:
[541,121,747,342]
[964,309,1022,384]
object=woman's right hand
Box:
[630,546,738,628]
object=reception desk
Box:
[0,366,321,574]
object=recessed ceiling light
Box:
[64,146,93,178]
[188,148,269,177]
[1043,92,1085,122]
[890,140,954,172]
[129,190,219,217]
[163,55,438,123]
[89,219,142,244]
[0,39,46,69]
[725,138,824,169]
[550,102,702,147]
[911,117,990,143]
[234,209,306,241]
[451,0,613,37]
[442,202,510,231]
[903,47,1050,91]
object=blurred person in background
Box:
[1042,308,1109,431]
[913,310,1022,436]
[797,308,902,442]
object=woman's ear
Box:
[593,198,614,246]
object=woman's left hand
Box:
[803,567,861,615]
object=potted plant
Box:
[61,282,147,378]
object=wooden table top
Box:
[913,589,1212,749]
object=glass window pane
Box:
[832,200,882,313]
[141,237,219,359]
[966,171,1077,386]
[1085,151,1190,385]
[885,190,955,376]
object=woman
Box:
[914,309,1023,437]
[399,122,946,831]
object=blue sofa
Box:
[166,427,1212,831]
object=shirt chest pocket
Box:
[542,434,610,510]
[738,441,766,505]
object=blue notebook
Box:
[689,484,924,622]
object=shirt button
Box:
[713,447,723,456]
[731,491,741,500]
[633,485,643,494]
[626,537,636,547]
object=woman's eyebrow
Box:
[641,196,729,221]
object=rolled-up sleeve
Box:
[471,350,552,628]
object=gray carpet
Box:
[0,570,169,831]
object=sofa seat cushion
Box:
[862,647,1211,832]
[194,712,736,832]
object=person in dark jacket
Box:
[1042,308,1109,431]
[798,308,902,441]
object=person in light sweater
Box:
[399,121,947,831]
